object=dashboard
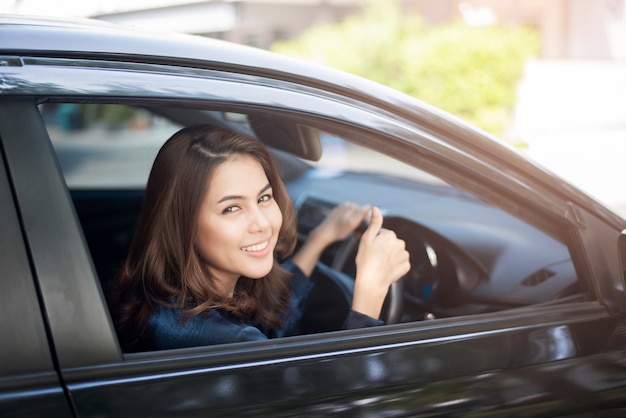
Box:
[287,168,581,327]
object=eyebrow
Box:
[217,183,272,204]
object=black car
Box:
[1,15,625,417]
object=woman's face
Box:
[196,155,283,297]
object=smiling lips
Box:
[241,240,270,255]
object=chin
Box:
[243,263,274,279]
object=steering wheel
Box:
[382,278,405,324]
[331,220,446,324]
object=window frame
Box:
[1,57,616,351]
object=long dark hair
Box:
[109,125,297,348]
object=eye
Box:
[259,193,273,203]
[222,205,241,214]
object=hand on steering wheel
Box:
[351,207,411,321]
[314,201,371,244]
[292,202,370,277]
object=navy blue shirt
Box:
[145,260,383,350]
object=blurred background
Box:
[2,0,626,217]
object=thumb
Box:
[362,206,383,241]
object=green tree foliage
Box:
[272,0,539,139]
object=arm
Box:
[292,202,370,277]
[351,207,411,320]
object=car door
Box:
[2,57,626,417]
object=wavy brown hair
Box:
[108,125,297,349]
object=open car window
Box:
[314,133,447,186]
[42,104,183,189]
[41,102,585,348]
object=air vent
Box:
[521,268,555,287]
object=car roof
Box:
[0,14,410,110]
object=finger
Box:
[351,204,370,224]
[362,206,383,241]
[347,205,371,239]
[358,204,372,220]
[349,206,369,238]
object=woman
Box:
[109,125,410,351]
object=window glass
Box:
[41,103,182,189]
[313,133,446,185]
[40,102,583,348]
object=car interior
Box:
[41,102,588,347]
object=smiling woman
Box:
[107,125,410,351]
[196,156,282,295]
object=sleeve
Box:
[280,259,383,332]
[342,309,384,329]
[264,258,315,338]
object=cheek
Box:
[195,224,213,259]
[196,217,231,254]
[271,202,283,231]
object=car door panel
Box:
[60,303,621,417]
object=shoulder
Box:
[147,304,267,350]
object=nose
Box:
[248,206,271,232]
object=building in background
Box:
[97,0,626,59]
[5,0,624,58]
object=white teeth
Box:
[242,241,269,252]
